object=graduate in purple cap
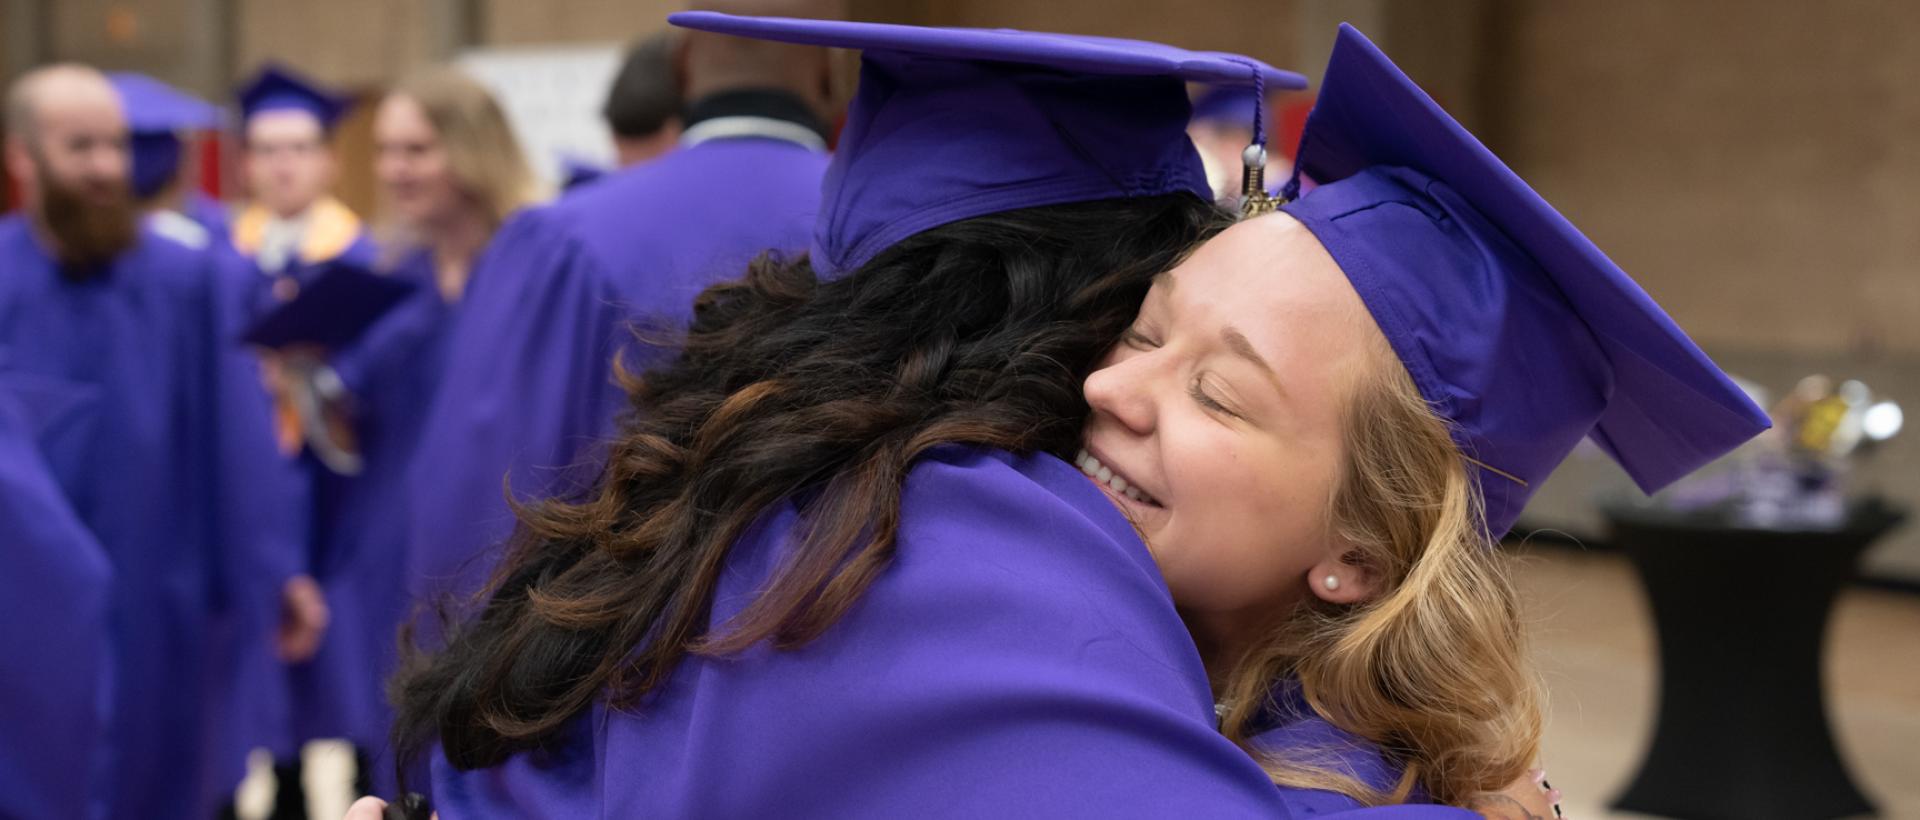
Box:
[0,369,112,820]
[243,66,544,807]
[0,64,309,820]
[349,12,1387,820]
[107,72,231,248]
[233,63,378,301]
[399,0,839,627]
[1075,23,1771,817]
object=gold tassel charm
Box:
[1239,143,1279,218]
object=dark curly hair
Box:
[389,192,1235,784]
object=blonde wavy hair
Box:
[1214,330,1543,807]
[388,66,543,231]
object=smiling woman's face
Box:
[1080,213,1387,632]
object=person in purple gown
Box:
[1069,25,1768,818]
[1,64,308,820]
[360,15,1364,820]
[400,1,839,617]
[232,64,378,304]
[0,369,111,820]
[255,65,542,811]
[358,13,1766,820]
[107,72,231,248]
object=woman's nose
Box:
[1083,351,1160,435]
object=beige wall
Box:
[904,0,1297,72]
[49,0,190,80]
[235,0,442,90]
[1488,0,1920,358]
[480,0,683,46]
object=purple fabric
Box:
[431,447,1295,818]
[286,250,453,790]
[403,137,828,612]
[1278,25,1769,536]
[241,257,421,349]
[1250,682,1471,817]
[668,12,1303,275]
[0,220,307,818]
[110,72,223,133]
[128,131,186,199]
[185,189,232,242]
[0,371,112,820]
[559,156,610,191]
[239,64,350,129]
[109,73,222,199]
[1191,84,1265,126]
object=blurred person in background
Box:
[108,72,230,249]
[232,65,377,304]
[257,64,544,814]
[0,63,308,820]
[561,28,688,192]
[401,0,840,624]
[606,28,685,168]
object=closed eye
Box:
[1190,377,1240,419]
[1121,328,1162,350]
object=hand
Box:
[344,796,387,820]
[343,795,437,820]
[276,574,331,662]
[1467,767,1562,819]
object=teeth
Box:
[1076,448,1159,507]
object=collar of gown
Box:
[679,88,831,152]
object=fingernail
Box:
[1530,767,1546,784]
[1548,788,1563,803]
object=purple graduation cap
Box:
[238,64,351,131]
[108,73,222,199]
[668,12,1305,276]
[1278,25,1771,537]
[240,259,419,350]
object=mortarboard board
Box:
[669,12,1305,276]
[1276,25,1771,536]
[108,73,222,199]
[238,64,351,131]
[240,260,420,351]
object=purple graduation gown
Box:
[0,372,112,820]
[403,135,829,607]
[0,218,307,819]
[431,447,1287,817]
[1253,684,1474,818]
[431,446,1478,819]
[288,250,453,777]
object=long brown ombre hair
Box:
[390,193,1235,777]
[1213,331,1542,807]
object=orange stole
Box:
[231,197,366,265]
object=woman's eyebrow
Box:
[1222,326,1288,399]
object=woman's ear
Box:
[1306,546,1380,605]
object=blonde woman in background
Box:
[270,64,544,807]
[372,66,544,299]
